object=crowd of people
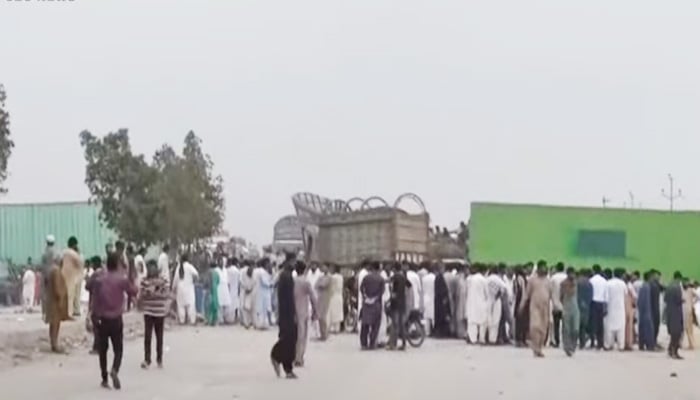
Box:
[354,260,696,360]
[20,233,700,389]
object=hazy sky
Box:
[1,0,699,245]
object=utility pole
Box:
[602,196,611,208]
[628,191,635,208]
[661,173,682,211]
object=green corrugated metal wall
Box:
[0,202,116,263]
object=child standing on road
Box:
[138,260,172,369]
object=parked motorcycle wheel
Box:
[344,310,358,333]
[406,320,425,348]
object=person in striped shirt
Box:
[138,260,172,370]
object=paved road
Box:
[1,326,698,400]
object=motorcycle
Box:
[343,288,359,333]
[384,303,426,348]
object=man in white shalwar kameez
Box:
[406,263,422,312]
[421,268,436,335]
[466,264,489,344]
[486,268,508,344]
[605,269,627,351]
[357,264,369,336]
[22,267,36,313]
[239,263,256,329]
[306,263,323,338]
[226,260,241,324]
[217,263,232,324]
[158,245,171,288]
[377,266,390,346]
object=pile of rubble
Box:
[0,311,145,369]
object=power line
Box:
[661,173,682,211]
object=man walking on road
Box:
[294,261,318,367]
[271,256,298,379]
[87,252,138,390]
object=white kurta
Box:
[486,274,507,328]
[217,268,231,307]
[175,262,199,307]
[504,275,515,316]
[421,272,436,320]
[605,278,627,331]
[329,273,344,325]
[407,270,422,310]
[307,268,322,298]
[357,268,368,309]
[227,266,241,311]
[22,270,35,308]
[158,252,170,286]
[377,270,389,343]
[466,273,489,325]
[134,254,146,281]
[240,270,256,311]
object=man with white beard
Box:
[486,266,508,344]
[466,264,489,344]
[605,268,628,351]
[421,266,436,336]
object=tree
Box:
[181,131,225,240]
[0,84,14,193]
[80,129,225,247]
[152,132,225,246]
[80,129,160,244]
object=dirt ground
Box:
[0,322,698,400]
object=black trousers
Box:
[668,331,681,356]
[579,308,590,348]
[551,310,563,346]
[271,322,297,374]
[360,311,381,349]
[91,313,100,352]
[652,308,661,343]
[389,310,406,348]
[96,316,124,381]
[144,315,165,364]
[589,302,605,349]
[514,306,528,344]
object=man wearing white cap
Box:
[40,235,58,320]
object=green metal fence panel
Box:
[470,202,700,279]
[0,202,117,264]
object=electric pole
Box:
[661,173,682,211]
[628,191,635,208]
[602,196,611,208]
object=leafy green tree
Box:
[0,84,14,193]
[182,131,225,240]
[79,129,160,244]
[80,129,225,247]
